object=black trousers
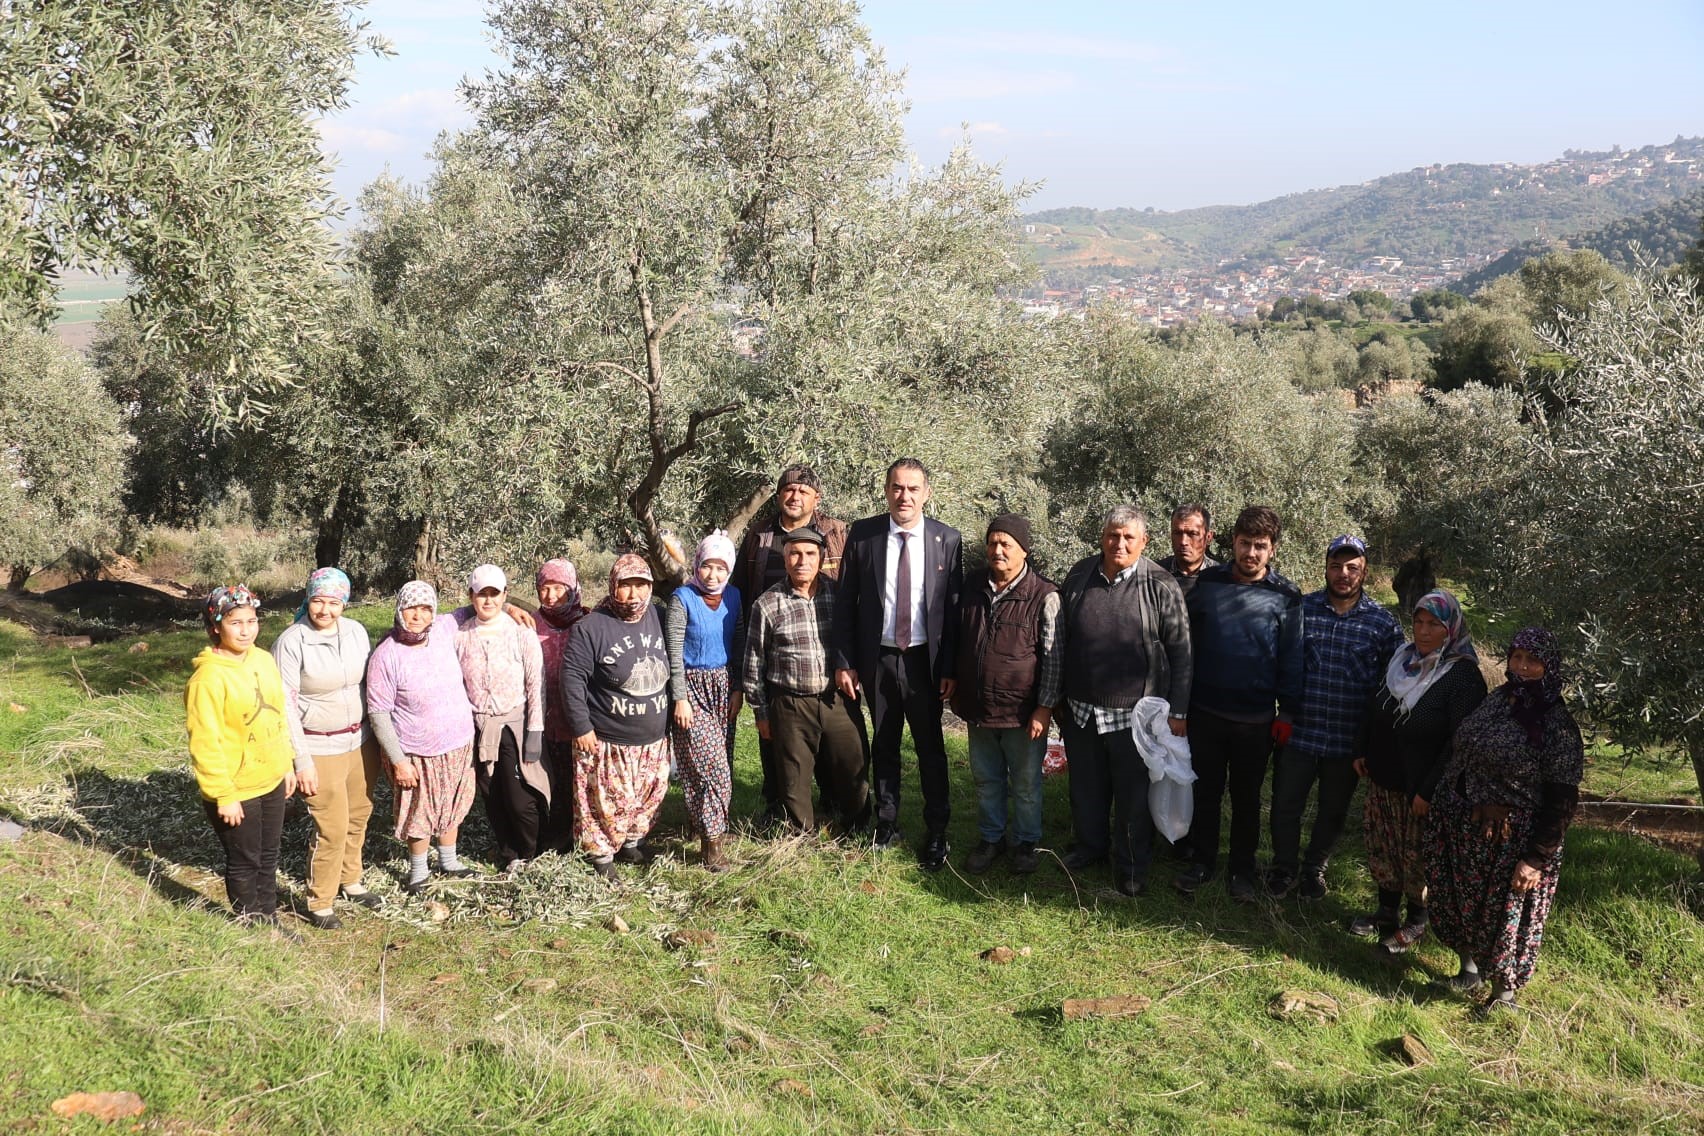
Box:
[768,688,870,830]
[202,780,286,919]
[1269,748,1360,875]
[867,646,950,832]
[477,726,569,865]
[1184,708,1273,878]
[1061,715,1154,879]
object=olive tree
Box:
[1479,268,1704,825]
[1,1,386,417]
[0,326,130,588]
[1353,382,1533,576]
[1043,316,1372,586]
[411,0,1064,577]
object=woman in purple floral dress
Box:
[1424,627,1583,1014]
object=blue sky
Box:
[322,0,1704,213]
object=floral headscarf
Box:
[393,580,438,646]
[1505,625,1564,746]
[294,566,352,623]
[1384,588,1477,714]
[535,558,584,630]
[599,553,653,623]
[203,584,261,640]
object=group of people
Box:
[183,459,1584,1011]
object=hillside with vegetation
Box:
[1453,190,1704,294]
[5,1,1704,1131]
[1023,137,1704,280]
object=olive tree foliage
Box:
[0,326,129,588]
[1432,251,1630,394]
[89,308,241,524]
[256,165,598,586]
[1474,269,1704,813]
[0,1,386,419]
[384,0,1065,579]
[1352,383,1532,573]
[1043,316,1371,586]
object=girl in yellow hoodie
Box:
[186,584,297,930]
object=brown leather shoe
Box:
[702,835,729,873]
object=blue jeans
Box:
[967,725,1045,845]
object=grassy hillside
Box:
[2,614,1701,1134]
[1024,137,1704,278]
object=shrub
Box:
[189,530,236,586]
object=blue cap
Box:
[1327,534,1368,559]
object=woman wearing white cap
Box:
[451,564,549,875]
[666,531,744,871]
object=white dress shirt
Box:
[880,517,927,647]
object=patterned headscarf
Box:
[393,580,438,646]
[600,553,653,622]
[535,558,584,630]
[1505,626,1564,746]
[1384,589,1477,714]
[295,566,352,623]
[203,584,261,639]
[691,530,737,600]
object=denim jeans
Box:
[967,725,1045,845]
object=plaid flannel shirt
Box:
[741,578,838,722]
[1288,590,1404,759]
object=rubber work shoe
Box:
[964,840,1003,874]
[1173,863,1214,895]
[1348,908,1398,938]
[342,889,384,911]
[1379,919,1429,955]
[1009,842,1040,875]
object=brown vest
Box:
[952,567,1057,729]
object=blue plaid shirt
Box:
[1289,590,1403,760]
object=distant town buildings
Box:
[1019,143,1704,327]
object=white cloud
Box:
[908,68,1079,102]
[315,120,407,154]
[943,32,1166,63]
[937,121,1010,139]
[374,88,471,132]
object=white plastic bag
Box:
[1130,696,1196,843]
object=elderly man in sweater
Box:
[1055,505,1193,896]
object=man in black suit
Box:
[831,457,963,870]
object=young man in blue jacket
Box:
[1174,505,1304,903]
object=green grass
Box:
[2,617,1701,1133]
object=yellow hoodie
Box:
[185,646,294,807]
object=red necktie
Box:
[894,530,912,650]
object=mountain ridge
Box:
[1021,135,1704,284]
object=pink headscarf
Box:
[691,530,737,597]
[534,558,584,630]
